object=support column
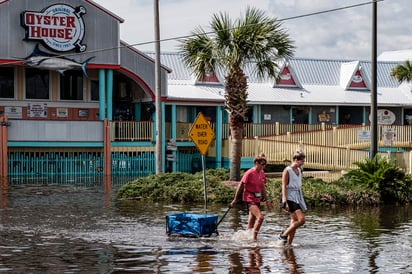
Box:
[362,106,367,124]
[0,115,9,177]
[134,104,141,121]
[103,119,112,176]
[99,69,106,120]
[106,69,113,121]
[215,106,223,168]
[170,105,177,171]
[253,105,260,137]
[335,106,340,125]
[161,101,166,172]
[308,107,312,124]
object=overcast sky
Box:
[93,0,411,60]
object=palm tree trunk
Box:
[225,67,248,181]
[229,124,243,181]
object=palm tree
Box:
[179,7,294,181]
[391,60,412,83]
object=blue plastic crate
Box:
[166,213,218,237]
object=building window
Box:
[60,70,83,100]
[0,67,14,98]
[25,68,49,99]
[90,79,99,101]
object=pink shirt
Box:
[241,168,267,203]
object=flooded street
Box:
[0,181,411,273]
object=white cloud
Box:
[93,0,412,59]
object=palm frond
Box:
[391,60,412,83]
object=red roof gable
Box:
[276,66,297,86]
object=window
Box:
[90,79,99,101]
[25,68,49,99]
[0,67,14,98]
[60,70,83,100]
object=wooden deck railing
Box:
[111,121,153,141]
[110,121,412,173]
[110,121,412,147]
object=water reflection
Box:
[228,247,264,274]
[281,248,303,274]
[0,179,411,273]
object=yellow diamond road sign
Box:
[189,112,215,155]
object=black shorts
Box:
[287,200,302,213]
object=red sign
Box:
[21,4,87,52]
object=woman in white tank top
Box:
[279,150,307,246]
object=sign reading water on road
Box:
[189,112,215,155]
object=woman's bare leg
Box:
[283,210,305,245]
[248,205,264,240]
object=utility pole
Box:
[370,0,378,158]
[154,0,162,173]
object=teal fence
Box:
[172,150,202,173]
[7,150,205,184]
[111,151,155,177]
[8,152,104,176]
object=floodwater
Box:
[0,180,411,273]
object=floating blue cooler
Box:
[166,213,218,237]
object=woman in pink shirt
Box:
[230,154,272,241]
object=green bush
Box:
[266,176,380,208]
[117,164,411,206]
[116,169,234,203]
[342,155,412,204]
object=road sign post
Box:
[189,113,215,213]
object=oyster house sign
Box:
[21,4,87,52]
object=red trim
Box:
[166,99,223,104]
[87,64,121,69]
[0,59,23,65]
[118,67,156,100]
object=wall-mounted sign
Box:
[4,106,23,119]
[28,103,47,118]
[21,4,87,52]
[56,107,68,118]
[369,109,396,125]
[358,130,370,141]
[78,109,89,117]
[377,109,396,125]
[382,127,396,146]
[318,112,330,122]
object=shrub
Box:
[116,169,234,203]
[342,155,412,204]
[116,165,411,206]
